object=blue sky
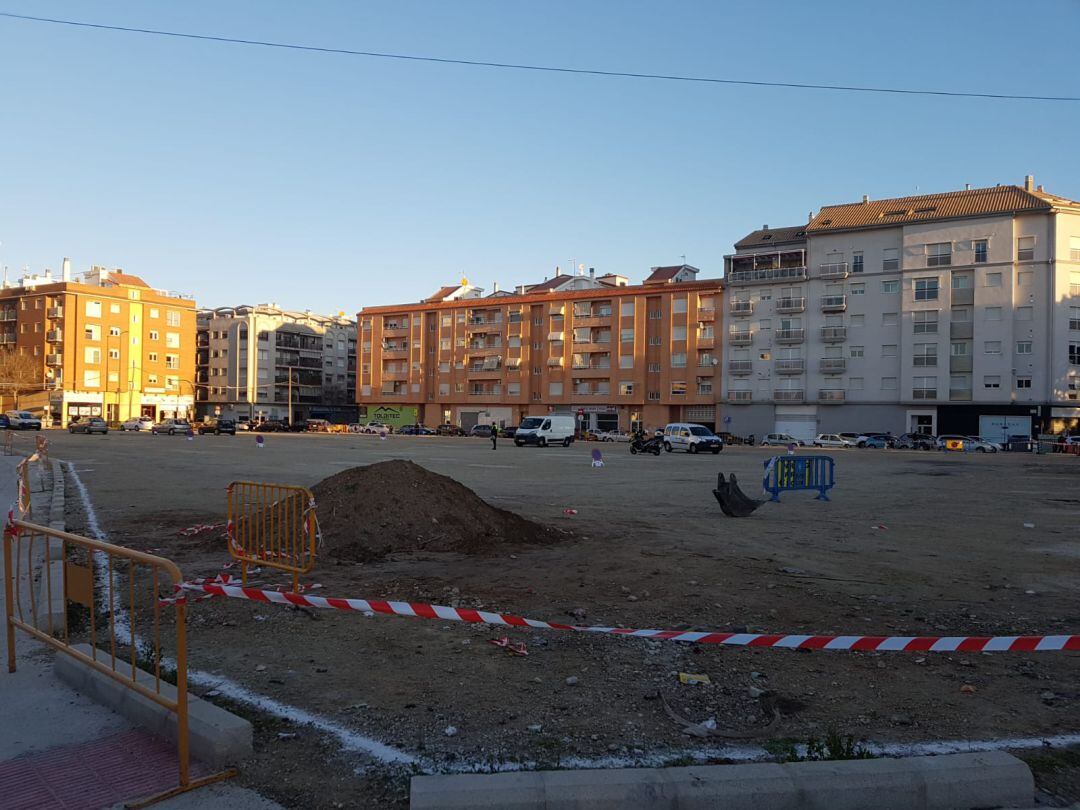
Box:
[1,1,1078,313]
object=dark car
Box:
[436,423,467,436]
[896,432,936,450]
[198,418,236,435]
[0,414,9,429]
[254,420,288,432]
[69,416,109,435]
[501,425,518,439]
[470,424,494,438]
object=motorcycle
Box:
[629,431,663,456]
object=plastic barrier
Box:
[762,455,835,502]
[226,481,317,593]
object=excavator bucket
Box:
[712,472,765,517]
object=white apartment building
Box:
[723,178,1080,442]
[197,304,357,423]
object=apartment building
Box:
[723,178,1080,442]
[196,304,357,423]
[0,261,196,426]
[356,266,722,432]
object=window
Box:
[107,326,120,337]
[166,310,181,327]
[649,309,662,320]
[881,376,898,390]
[852,252,864,273]
[849,282,865,296]
[508,335,521,348]
[108,348,120,360]
[148,352,158,362]
[619,381,633,396]
[671,326,687,341]
[758,319,772,331]
[673,298,688,314]
[147,374,158,385]
[882,248,899,271]
[148,330,160,341]
[882,344,897,357]
[84,347,101,364]
[984,341,1002,354]
[440,338,450,350]
[913,376,937,398]
[149,308,159,319]
[974,239,988,263]
[849,376,864,390]
[648,336,661,346]
[548,382,563,396]
[985,272,1002,287]
[165,354,179,369]
[1016,376,1032,390]
[671,353,686,368]
[915,278,939,300]
[850,314,865,326]
[1071,237,1080,262]
[670,381,687,396]
[83,370,101,388]
[107,372,119,384]
[165,332,180,348]
[757,289,771,301]
[952,273,972,289]
[438,361,450,373]
[165,376,179,391]
[850,345,864,358]
[84,324,100,341]
[882,312,898,327]
[1070,306,1080,330]
[648,362,661,372]
[913,311,938,334]
[618,301,634,317]
[620,355,633,369]
[1070,344,1080,365]
[983,375,1001,389]
[1016,306,1033,321]
[1017,271,1032,286]
[926,243,952,267]
[913,343,937,366]
[1017,236,1035,261]
[86,301,102,318]
[110,303,121,314]
[507,383,520,397]
[1016,341,1032,354]
[881,280,899,294]
[985,307,1002,321]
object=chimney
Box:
[61,257,71,281]
[763,224,769,230]
[1024,174,1034,191]
[1037,184,1044,192]
[965,183,971,190]
[862,195,869,203]
[588,267,594,278]
[515,285,526,295]
[493,281,499,293]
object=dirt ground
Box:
[50,431,1080,808]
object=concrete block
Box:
[56,643,252,768]
[410,752,1034,810]
[32,559,66,634]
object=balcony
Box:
[547,332,565,342]
[466,319,502,331]
[381,346,409,357]
[46,329,63,343]
[469,388,503,397]
[820,326,847,343]
[819,358,847,374]
[952,287,974,306]
[571,313,611,327]
[467,344,503,355]
[775,359,805,374]
[697,308,716,321]
[467,365,504,377]
[696,385,713,396]
[728,391,752,404]
[820,295,847,312]
[818,389,846,403]
[774,389,805,403]
[379,389,409,397]
[46,353,63,365]
[819,262,850,279]
[381,369,409,379]
[950,321,973,340]
[547,357,564,367]
[0,334,15,345]
[912,388,937,400]
[728,360,753,375]
[382,323,410,334]
[775,328,805,344]
[949,388,973,401]
[727,266,808,284]
[775,297,806,314]
[0,310,16,322]
[47,306,64,319]
[950,355,973,373]
[728,330,753,346]
[696,333,715,347]
[729,301,754,316]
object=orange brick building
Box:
[357,266,723,433]
[0,262,197,426]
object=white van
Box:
[514,415,576,447]
[6,410,42,431]
[662,423,723,454]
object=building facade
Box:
[723,178,1080,441]
[356,266,723,433]
[0,262,196,426]
[196,304,357,423]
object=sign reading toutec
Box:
[372,406,418,428]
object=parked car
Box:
[69,416,108,435]
[966,435,1003,451]
[514,415,576,447]
[812,433,854,448]
[896,432,936,450]
[1063,436,1080,446]
[436,423,467,437]
[936,434,992,452]
[862,436,889,449]
[598,429,631,442]
[120,416,154,432]
[582,429,603,441]
[760,433,805,447]
[0,414,9,429]
[198,418,236,435]
[360,421,391,434]
[235,419,254,431]
[151,418,192,435]
[662,423,723,454]
[470,424,494,438]
[5,410,41,430]
[501,425,519,439]
[855,432,896,448]
[254,420,288,432]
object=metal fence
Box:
[226,481,317,592]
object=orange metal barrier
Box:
[3,519,234,806]
[15,452,36,519]
[226,481,317,592]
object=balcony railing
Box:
[728,391,752,404]
[728,360,753,375]
[775,329,805,344]
[47,306,64,319]
[379,389,409,397]
[727,266,808,284]
[774,389,805,403]
[821,295,847,312]
[0,311,16,322]
[912,388,937,400]
[775,297,806,314]
[818,389,846,403]
[46,330,63,343]
[729,301,754,316]
[820,326,847,342]
[46,354,63,365]
[469,388,503,396]
[950,355,973,372]
[819,262,850,279]
[697,308,716,321]
[696,385,713,395]
[949,388,973,401]
[547,357,564,367]
[775,359,805,374]
[547,332,565,342]
[728,330,753,346]
[819,358,847,373]
[950,321,973,340]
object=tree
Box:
[0,350,42,410]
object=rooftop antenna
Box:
[680,254,687,265]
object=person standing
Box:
[491,424,498,450]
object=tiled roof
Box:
[807,185,1061,232]
[734,226,807,249]
[424,285,461,303]
[526,274,575,292]
[104,272,150,288]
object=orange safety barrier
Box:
[226,481,318,592]
[3,518,234,806]
[15,452,37,520]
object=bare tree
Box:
[0,350,42,410]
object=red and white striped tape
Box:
[177,581,1080,653]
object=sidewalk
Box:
[0,455,282,809]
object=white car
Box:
[361,421,390,434]
[120,416,154,431]
[599,430,631,442]
[812,433,854,448]
[760,433,805,447]
[965,435,1002,452]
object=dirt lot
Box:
[50,430,1080,808]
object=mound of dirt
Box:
[312,460,563,561]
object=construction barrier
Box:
[177,578,1080,653]
[3,518,234,805]
[945,439,965,451]
[762,455,835,502]
[2,431,13,456]
[14,452,37,520]
[226,481,317,593]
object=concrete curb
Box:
[409,751,1034,810]
[56,643,253,769]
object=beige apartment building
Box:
[357,266,723,433]
[0,261,197,426]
